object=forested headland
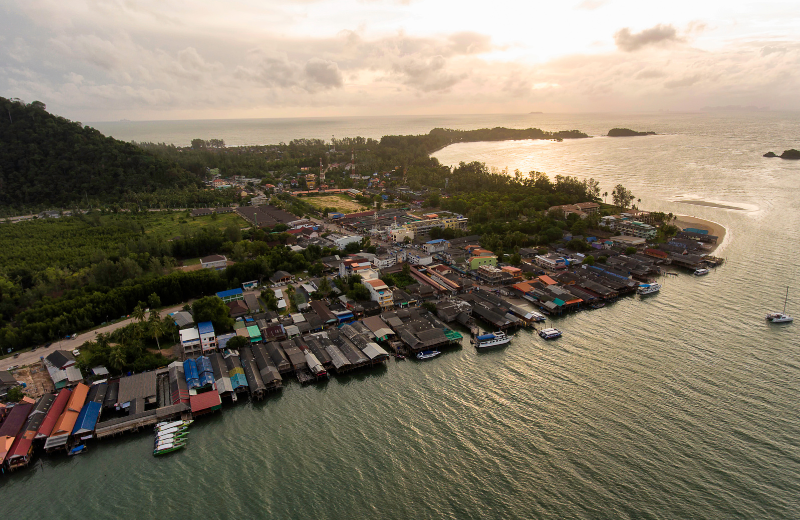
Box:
[0,97,237,214]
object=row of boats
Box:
[153,420,193,456]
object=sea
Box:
[4,112,799,519]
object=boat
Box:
[68,445,87,456]
[538,328,562,340]
[475,331,511,349]
[694,268,709,276]
[637,283,661,295]
[766,287,793,323]
[155,420,193,431]
[154,442,187,456]
[590,302,605,309]
[416,350,441,360]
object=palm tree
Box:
[132,303,146,324]
[110,344,126,372]
[149,312,166,349]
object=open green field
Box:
[141,211,244,237]
[0,210,245,273]
[302,194,368,213]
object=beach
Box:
[673,214,727,253]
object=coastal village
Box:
[0,191,725,472]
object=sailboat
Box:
[766,287,793,323]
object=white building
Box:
[615,220,657,239]
[423,239,450,254]
[200,254,228,270]
[372,254,397,270]
[535,254,567,270]
[332,234,363,249]
[179,327,202,357]
[364,279,394,309]
[197,321,217,353]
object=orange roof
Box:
[50,383,89,437]
[513,282,533,293]
[365,279,388,289]
[538,275,557,285]
[502,266,522,273]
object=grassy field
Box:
[141,211,245,237]
[302,194,368,213]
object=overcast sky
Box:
[2,0,799,121]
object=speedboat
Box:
[68,445,87,456]
[637,283,661,295]
[538,328,562,340]
[416,350,441,360]
[694,268,709,276]
[475,331,511,349]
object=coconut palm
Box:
[109,344,126,372]
[149,311,166,349]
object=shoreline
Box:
[672,214,727,254]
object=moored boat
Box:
[68,445,87,456]
[637,283,661,295]
[475,331,511,349]
[416,350,441,360]
[766,287,793,323]
[154,442,187,456]
[538,328,562,340]
[694,268,709,276]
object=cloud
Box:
[614,24,685,52]
[447,32,492,55]
[635,68,666,79]
[577,0,608,10]
[304,58,344,90]
[664,74,701,88]
[393,54,465,92]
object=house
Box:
[180,327,202,357]
[172,311,194,329]
[424,239,450,254]
[332,235,362,249]
[191,208,213,217]
[468,255,497,270]
[364,279,394,310]
[243,293,261,313]
[216,288,244,303]
[535,254,567,270]
[227,300,249,318]
[46,350,76,370]
[201,254,228,270]
[0,370,17,397]
[270,271,293,285]
[198,321,217,353]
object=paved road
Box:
[0,301,195,372]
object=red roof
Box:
[190,391,222,415]
[37,388,71,439]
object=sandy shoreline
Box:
[672,214,727,253]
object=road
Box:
[0,301,195,372]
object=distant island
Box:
[529,111,543,114]
[763,149,800,160]
[608,128,657,137]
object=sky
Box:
[1,0,799,121]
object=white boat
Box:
[538,328,562,340]
[475,331,511,349]
[694,268,709,276]
[416,350,441,360]
[637,283,661,295]
[766,287,793,323]
[155,420,192,431]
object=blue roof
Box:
[216,288,243,298]
[426,239,446,244]
[476,334,496,341]
[197,321,215,334]
[72,401,102,435]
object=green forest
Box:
[0,97,238,214]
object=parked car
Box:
[7,364,19,371]
[13,353,19,358]
[44,342,52,348]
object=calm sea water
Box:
[4,113,800,519]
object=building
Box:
[424,239,450,254]
[332,235,363,249]
[198,321,216,353]
[269,271,293,285]
[548,202,601,218]
[180,327,202,357]
[468,255,497,270]
[535,254,567,270]
[615,220,657,240]
[364,279,394,310]
[216,288,244,303]
[172,311,194,329]
[201,255,228,270]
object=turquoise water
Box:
[4,113,800,519]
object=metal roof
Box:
[197,321,215,334]
[117,371,157,405]
[216,288,244,298]
[71,401,102,435]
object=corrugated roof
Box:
[197,321,215,334]
[71,401,102,435]
[117,372,157,405]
